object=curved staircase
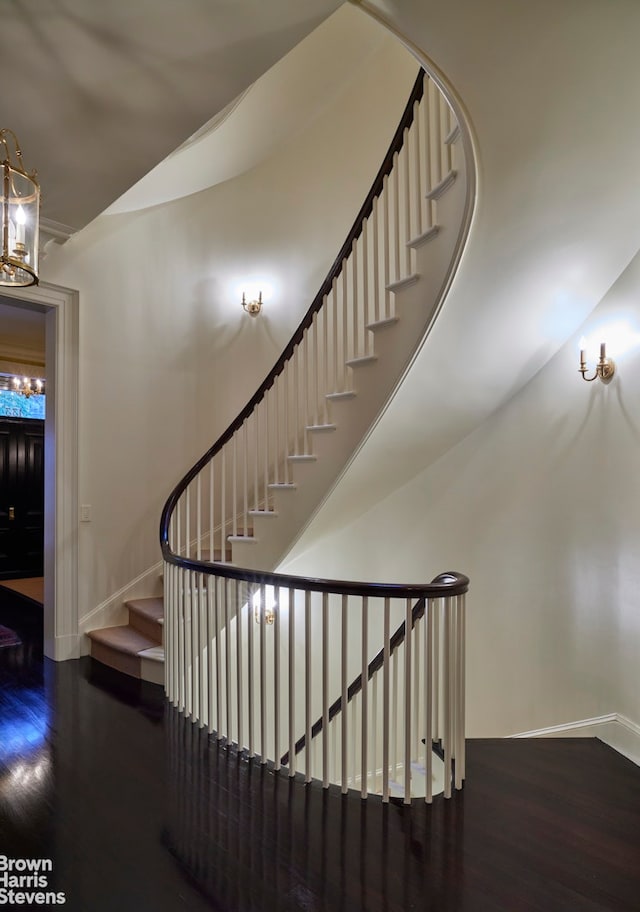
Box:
[87,68,472,804]
[161,68,469,577]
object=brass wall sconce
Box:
[579,337,615,383]
[252,589,275,625]
[254,602,275,625]
[242,291,263,317]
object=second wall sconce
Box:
[579,337,615,383]
[242,291,263,317]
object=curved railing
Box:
[161,555,468,801]
[160,67,469,802]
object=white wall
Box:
[283,248,640,736]
[318,0,640,526]
[39,31,418,627]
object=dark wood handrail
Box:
[279,576,457,767]
[159,67,426,558]
[158,552,467,599]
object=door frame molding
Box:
[1,281,79,660]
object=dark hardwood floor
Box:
[1,593,639,911]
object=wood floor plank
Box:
[0,575,44,605]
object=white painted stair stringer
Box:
[231,161,469,572]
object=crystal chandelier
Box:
[12,376,44,398]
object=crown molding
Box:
[40,217,76,257]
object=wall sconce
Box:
[579,337,615,383]
[254,602,275,625]
[1,129,40,287]
[242,291,263,317]
[252,588,275,625]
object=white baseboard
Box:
[511,713,640,767]
[50,632,82,662]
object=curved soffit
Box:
[106,5,394,214]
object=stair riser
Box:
[140,656,164,686]
[129,611,163,645]
[91,640,142,679]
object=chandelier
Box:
[1,129,40,287]
[12,376,44,398]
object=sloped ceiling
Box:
[1,0,342,231]
[107,4,390,214]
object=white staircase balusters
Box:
[163,528,468,803]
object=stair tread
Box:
[425,169,457,200]
[268,483,297,489]
[326,390,356,400]
[288,454,316,461]
[408,224,440,249]
[126,597,164,623]
[306,424,336,432]
[445,122,460,144]
[345,355,377,367]
[386,273,419,293]
[366,316,399,331]
[88,624,161,654]
[248,510,278,517]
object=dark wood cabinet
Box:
[0,418,44,579]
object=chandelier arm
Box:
[0,129,23,166]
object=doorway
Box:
[0,283,79,660]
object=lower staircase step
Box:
[88,625,162,681]
[139,645,165,686]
